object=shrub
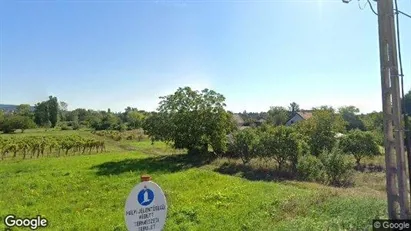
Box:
[72,121,81,130]
[259,126,304,171]
[113,135,122,141]
[296,154,325,182]
[228,129,259,164]
[60,124,72,130]
[339,129,380,166]
[319,146,355,187]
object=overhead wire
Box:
[367,0,378,16]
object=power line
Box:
[396,10,411,19]
[367,0,378,16]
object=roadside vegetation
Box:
[0,86,398,230]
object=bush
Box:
[296,154,325,182]
[60,124,72,130]
[339,129,380,166]
[228,129,259,164]
[259,126,304,171]
[0,115,36,133]
[72,121,80,130]
[113,135,122,141]
[319,146,355,187]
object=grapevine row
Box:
[0,135,105,160]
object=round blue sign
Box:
[137,188,154,206]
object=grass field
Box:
[0,129,388,230]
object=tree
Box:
[259,126,303,171]
[360,111,383,132]
[34,101,50,126]
[267,106,289,126]
[16,104,33,118]
[143,112,173,144]
[0,115,35,133]
[59,101,68,121]
[127,111,146,129]
[145,87,234,155]
[59,101,68,111]
[15,116,36,132]
[404,89,411,115]
[338,106,365,131]
[228,128,259,164]
[339,129,380,166]
[295,107,346,156]
[47,96,59,127]
[288,102,300,116]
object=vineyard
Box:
[92,129,146,141]
[0,135,105,160]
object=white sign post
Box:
[125,175,167,231]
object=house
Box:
[285,111,313,126]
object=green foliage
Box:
[34,101,50,126]
[0,115,36,133]
[145,87,234,155]
[126,111,145,129]
[338,106,365,131]
[339,129,380,166]
[404,89,411,115]
[33,96,60,128]
[319,146,355,187]
[90,112,121,131]
[360,111,383,132]
[267,106,289,126]
[296,154,325,182]
[0,134,105,159]
[259,126,304,171]
[296,108,345,156]
[288,102,300,117]
[16,104,33,118]
[72,121,81,130]
[228,129,259,164]
[48,96,59,127]
[0,151,386,230]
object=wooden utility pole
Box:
[377,0,410,219]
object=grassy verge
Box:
[0,150,387,230]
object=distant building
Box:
[285,110,313,126]
[232,114,245,127]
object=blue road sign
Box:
[137,188,154,206]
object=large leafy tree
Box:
[34,101,50,126]
[33,96,60,128]
[145,87,235,155]
[267,106,289,126]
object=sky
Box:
[1,0,410,113]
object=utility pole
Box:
[377,0,410,219]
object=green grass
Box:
[0,130,388,230]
